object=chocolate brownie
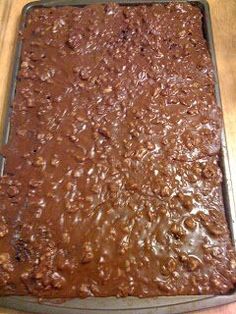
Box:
[0,3,235,298]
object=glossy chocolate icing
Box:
[0,3,236,298]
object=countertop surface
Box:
[0,0,236,313]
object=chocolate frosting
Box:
[0,3,236,298]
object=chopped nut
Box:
[16,129,27,136]
[184,216,197,230]
[27,98,35,108]
[51,272,65,289]
[167,258,177,273]
[188,174,198,183]
[62,232,70,244]
[34,156,45,167]
[126,179,138,191]
[210,276,222,289]
[56,136,63,142]
[66,182,73,191]
[65,201,78,213]
[171,223,186,238]
[181,195,193,211]
[230,259,236,270]
[79,68,90,80]
[197,211,209,222]
[0,253,13,272]
[188,256,201,271]
[0,253,10,265]
[81,242,94,264]
[73,66,80,73]
[155,280,172,292]
[7,186,19,198]
[146,141,155,150]
[125,260,131,272]
[160,264,169,276]
[69,135,77,143]
[179,252,188,262]
[0,217,8,238]
[78,283,92,296]
[81,252,93,264]
[179,30,186,38]
[103,86,112,93]
[134,148,147,160]
[206,223,224,236]
[160,185,171,197]
[29,179,43,188]
[129,129,139,137]
[51,158,59,166]
[76,115,87,122]
[74,146,87,163]
[98,127,111,139]
[108,183,119,193]
[74,154,86,162]
[21,61,29,68]
[74,169,83,177]
[21,272,29,280]
[202,164,217,179]
[34,271,43,279]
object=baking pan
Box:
[0,0,235,313]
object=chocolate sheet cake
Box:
[0,3,236,298]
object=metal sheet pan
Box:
[0,0,235,313]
